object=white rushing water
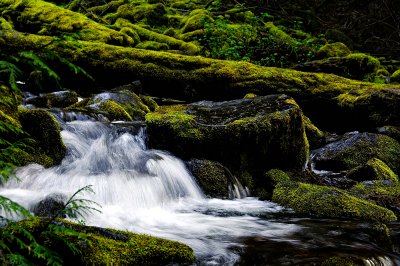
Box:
[0,119,300,265]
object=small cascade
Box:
[1,117,399,265]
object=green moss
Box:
[10,218,196,265]
[2,25,400,130]
[322,257,357,266]
[0,16,13,30]
[243,93,257,99]
[1,0,134,46]
[145,104,202,140]
[316,42,351,59]
[391,69,400,83]
[272,181,397,222]
[99,100,133,121]
[187,159,231,198]
[140,95,158,111]
[350,181,400,216]
[180,9,213,33]
[136,40,169,50]
[265,22,299,48]
[303,115,324,148]
[18,108,66,165]
[347,158,398,182]
[104,2,168,27]
[265,169,290,187]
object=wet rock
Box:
[146,95,309,193]
[186,159,234,198]
[7,218,196,265]
[346,158,398,182]
[350,180,400,218]
[377,125,400,142]
[32,193,67,218]
[311,132,400,175]
[294,53,380,80]
[75,90,152,121]
[25,90,79,108]
[272,181,396,222]
[19,109,66,166]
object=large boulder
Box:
[146,94,309,192]
[311,132,400,175]
[346,158,399,182]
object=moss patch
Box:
[18,108,66,165]
[346,158,398,182]
[316,42,351,59]
[5,218,195,265]
[272,181,397,222]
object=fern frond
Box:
[45,50,94,81]
[6,253,33,266]
[17,52,60,83]
[0,196,31,219]
[0,60,23,92]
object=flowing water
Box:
[1,116,399,265]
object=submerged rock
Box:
[311,132,400,175]
[272,181,396,222]
[146,95,309,193]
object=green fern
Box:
[0,61,23,92]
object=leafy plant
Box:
[0,50,93,92]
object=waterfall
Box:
[0,118,297,264]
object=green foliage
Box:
[0,185,101,265]
[0,49,92,92]
[199,15,321,67]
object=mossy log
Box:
[1,0,400,131]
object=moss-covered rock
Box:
[265,169,291,187]
[350,180,400,217]
[321,256,357,266]
[377,125,400,142]
[136,40,169,51]
[146,95,309,193]
[316,42,351,59]
[84,90,151,121]
[303,115,325,149]
[311,132,400,175]
[346,158,398,182]
[180,9,213,33]
[3,218,196,265]
[18,109,66,165]
[391,69,400,83]
[272,181,397,222]
[25,90,79,108]
[186,159,234,198]
[295,53,381,80]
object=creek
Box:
[0,113,399,265]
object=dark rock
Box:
[146,95,309,193]
[32,193,67,218]
[311,132,400,175]
[346,158,398,182]
[377,125,400,143]
[19,109,66,166]
[25,90,79,108]
[186,159,234,198]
